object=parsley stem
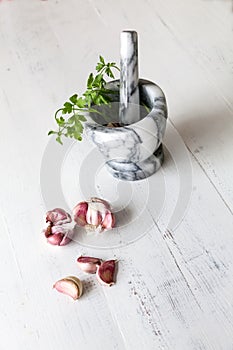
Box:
[55,108,63,120]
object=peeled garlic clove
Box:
[96,260,116,286]
[53,276,83,300]
[77,256,102,274]
[46,208,72,226]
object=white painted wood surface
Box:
[1,0,233,349]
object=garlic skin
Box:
[77,256,102,274]
[44,222,52,238]
[90,197,111,210]
[53,276,83,300]
[96,260,117,286]
[46,208,72,226]
[73,198,115,233]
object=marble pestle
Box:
[119,30,140,125]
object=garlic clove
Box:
[59,235,72,246]
[73,202,88,226]
[46,225,73,246]
[46,208,71,226]
[102,211,115,230]
[96,260,117,286]
[47,233,65,246]
[77,256,102,274]
[53,276,83,300]
[86,204,102,226]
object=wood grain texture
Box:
[0,0,233,349]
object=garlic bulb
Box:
[96,260,116,286]
[43,208,73,246]
[77,256,102,274]
[73,198,115,233]
[53,276,83,300]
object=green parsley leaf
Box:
[75,97,86,108]
[77,115,87,122]
[99,55,105,64]
[56,136,63,145]
[50,55,120,144]
[69,94,78,104]
[87,73,94,89]
[63,102,72,113]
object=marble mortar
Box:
[85,78,168,181]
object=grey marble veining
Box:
[106,144,164,181]
[85,79,168,181]
[119,31,140,125]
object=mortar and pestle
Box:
[85,31,168,181]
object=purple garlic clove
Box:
[73,202,88,227]
[77,256,102,274]
[96,260,117,286]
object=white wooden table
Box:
[1,1,233,349]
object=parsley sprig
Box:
[48,56,120,144]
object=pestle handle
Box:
[119,30,140,125]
